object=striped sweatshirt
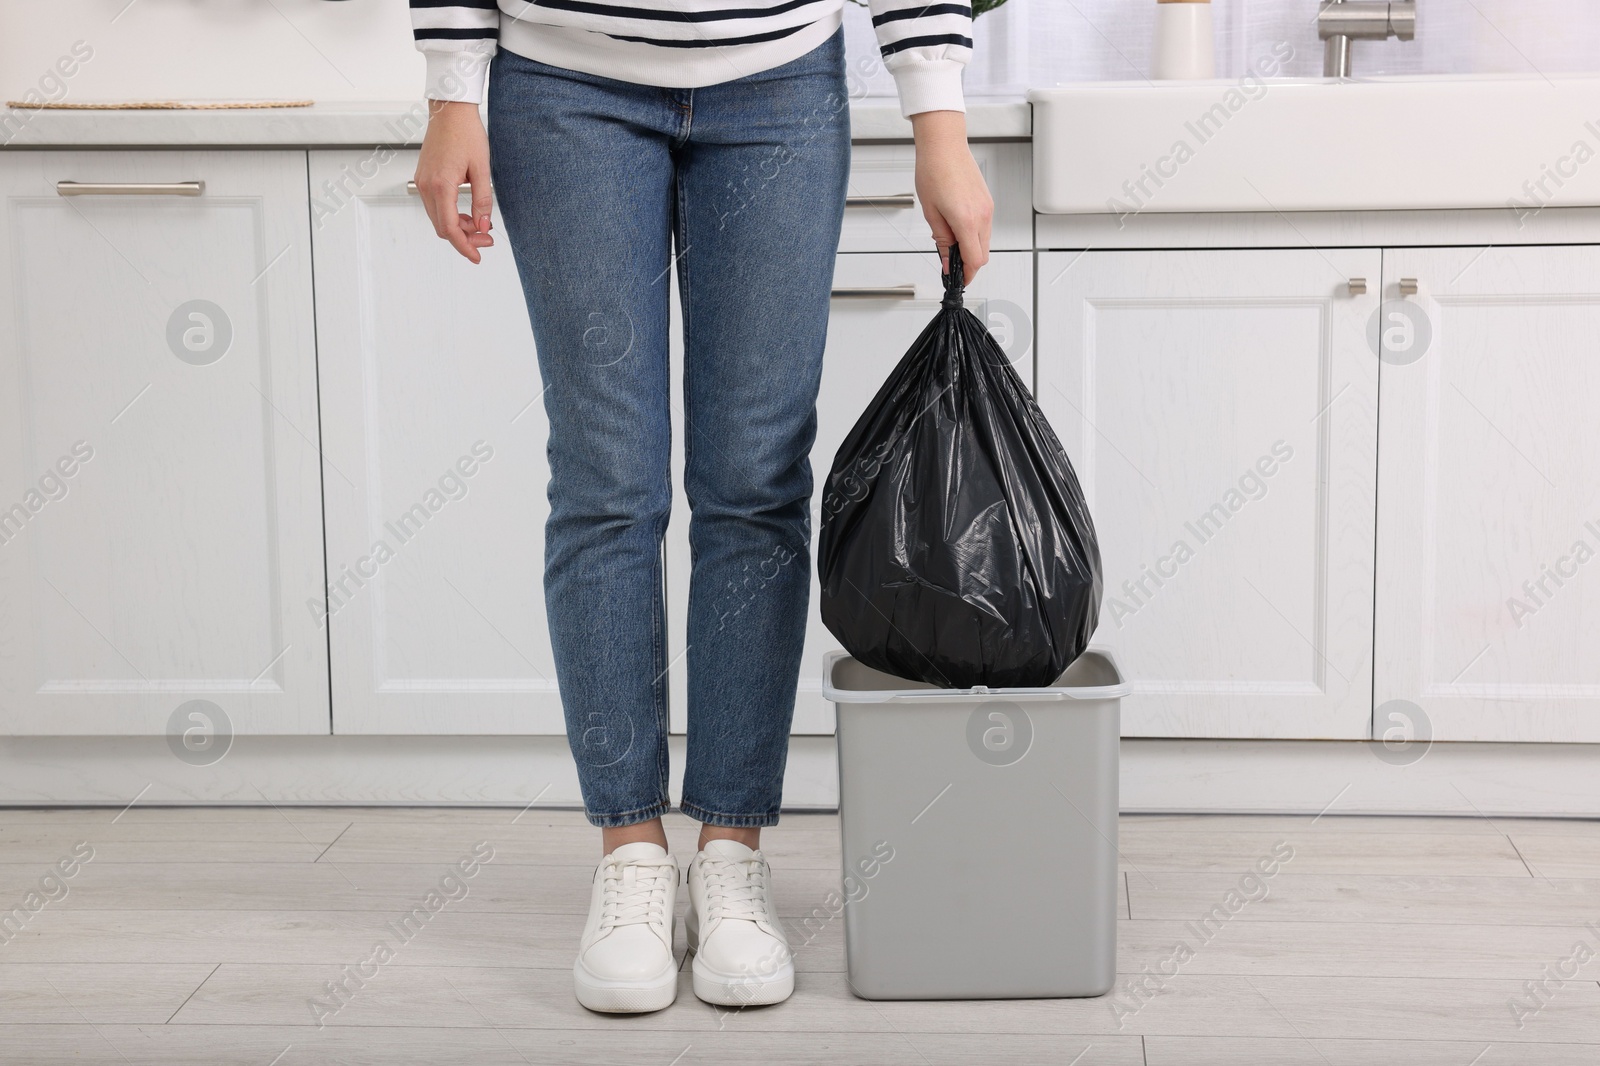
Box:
[410,0,971,117]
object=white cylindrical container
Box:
[1151,0,1215,80]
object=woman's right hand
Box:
[415,100,495,264]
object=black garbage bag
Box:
[817,246,1102,690]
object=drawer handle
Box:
[406,180,479,196]
[831,285,918,300]
[56,181,204,197]
[846,193,915,208]
[412,180,883,203]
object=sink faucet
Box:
[1318,0,1416,77]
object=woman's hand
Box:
[911,110,993,283]
[415,100,495,264]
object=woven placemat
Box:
[4,100,315,111]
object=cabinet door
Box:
[0,151,327,735]
[1376,246,1600,742]
[310,151,562,734]
[1039,249,1379,739]
[665,251,1036,734]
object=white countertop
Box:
[0,98,1030,148]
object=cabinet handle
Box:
[846,193,916,208]
[406,181,480,196]
[1399,277,1419,296]
[409,180,891,203]
[830,285,918,300]
[56,181,204,197]
[1347,277,1367,296]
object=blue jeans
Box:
[488,32,851,828]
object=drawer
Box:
[842,141,1032,254]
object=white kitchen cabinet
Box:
[1039,249,1380,739]
[309,150,563,735]
[0,151,328,735]
[1375,246,1600,742]
[841,143,1032,253]
[665,251,1036,734]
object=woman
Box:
[409,0,992,1013]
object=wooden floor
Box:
[2,807,1599,1064]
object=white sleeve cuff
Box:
[890,59,967,118]
[424,50,494,104]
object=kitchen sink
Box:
[1030,74,1600,215]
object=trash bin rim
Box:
[821,647,1129,704]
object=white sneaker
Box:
[573,842,678,1013]
[685,839,794,1006]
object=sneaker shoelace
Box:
[598,858,674,932]
[700,854,771,923]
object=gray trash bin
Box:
[823,647,1126,1000]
